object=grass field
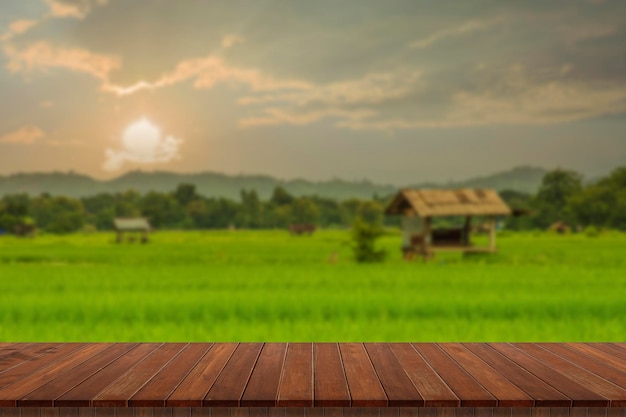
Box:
[0,229,625,341]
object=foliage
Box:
[290,197,320,225]
[567,167,626,230]
[351,201,387,263]
[1,165,625,234]
[531,168,582,228]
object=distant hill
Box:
[0,166,548,199]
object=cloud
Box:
[221,34,244,49]
[410,18,503,49]
[4,41,120,82]
[239,65,626,130]
[0,20,39,42]
[102,55,312,96]
[0,126,45,144]
[44,0,108,19]
[104,118,183,171]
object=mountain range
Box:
[0,166,549,200]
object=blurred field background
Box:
[0,229,624,341]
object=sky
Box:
[0,0,624,184]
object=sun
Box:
[122,118,161,154]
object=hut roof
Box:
[385,188,512,217]
[113,218,151,231]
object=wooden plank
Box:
[277,343,313,407]
[21,409,39,417]
[59,408,79,417]
[96,409,114,417]
[339,343,388,407]
[167,343,236,407]
[439,344,533,407]
[19,344,138,407]
[0,344,110,407]
[489,343,608,407]
[130,344,211,407]
[540,343,626,403]
[204,343,263,407]
[117,408,135,417]
[413,343,496,407]
[565,344,626,373]
[0,344,85,389]
[514,343,626,407]
[592,344,626,364]
[240,343,287,407]
[0,344,60,373]
[1,407,20,417]
[365,343,424,406]
[389,343,459,407]
[313,343,350,407]
[463,343,571,407]
[92,343,188,407]
[41,408,59,417]
[56,343,162,407]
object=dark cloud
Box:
[0,0,625,180]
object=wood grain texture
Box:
[489,344,608,407]
[365,343,424,407]
[0,344,110,407]
[513,344,626,406]
[0,343,625,408]
[204,343,263,407]
[439,344,533,407]
[57,343,162,407]
[313,344,350,407]
[167,343,236,407]
[130,344,211,407]
[0,344,85,391]
[538,343,626,406]
[241,343,287,407]
[92,344,187,407]
[19,344,138,407]
[463,344,571,407]
[389,343,459,407]
[413,344,496,407]
[277,343,313,407]
[339,343,388,407]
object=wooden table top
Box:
[0,343,625,408]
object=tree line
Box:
[0,166,624,235]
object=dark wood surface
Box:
[0,343,626,408]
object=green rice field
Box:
[0,229,625,341]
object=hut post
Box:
[423,216,432,260]
[489,216,496,252]
[463,216,472,246]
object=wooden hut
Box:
[113,218,151,243]
[385,189,511,259]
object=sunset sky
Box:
[0,0,624,184]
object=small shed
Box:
[385,188,511,259]
[113,218,151,243]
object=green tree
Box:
[140,192,186,228]
[173,183,198,207]
[291,197,320,225]
[237,189,262,228]
[532,169,582,228]
[350,200,386,263]
[568,166,626,229]
[270,186,294,206]
[31,195,84,234]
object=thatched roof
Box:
[385,189,512,217]
[113,218,151,231]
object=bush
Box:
[584,226,600,238]
[351,219,387,263]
